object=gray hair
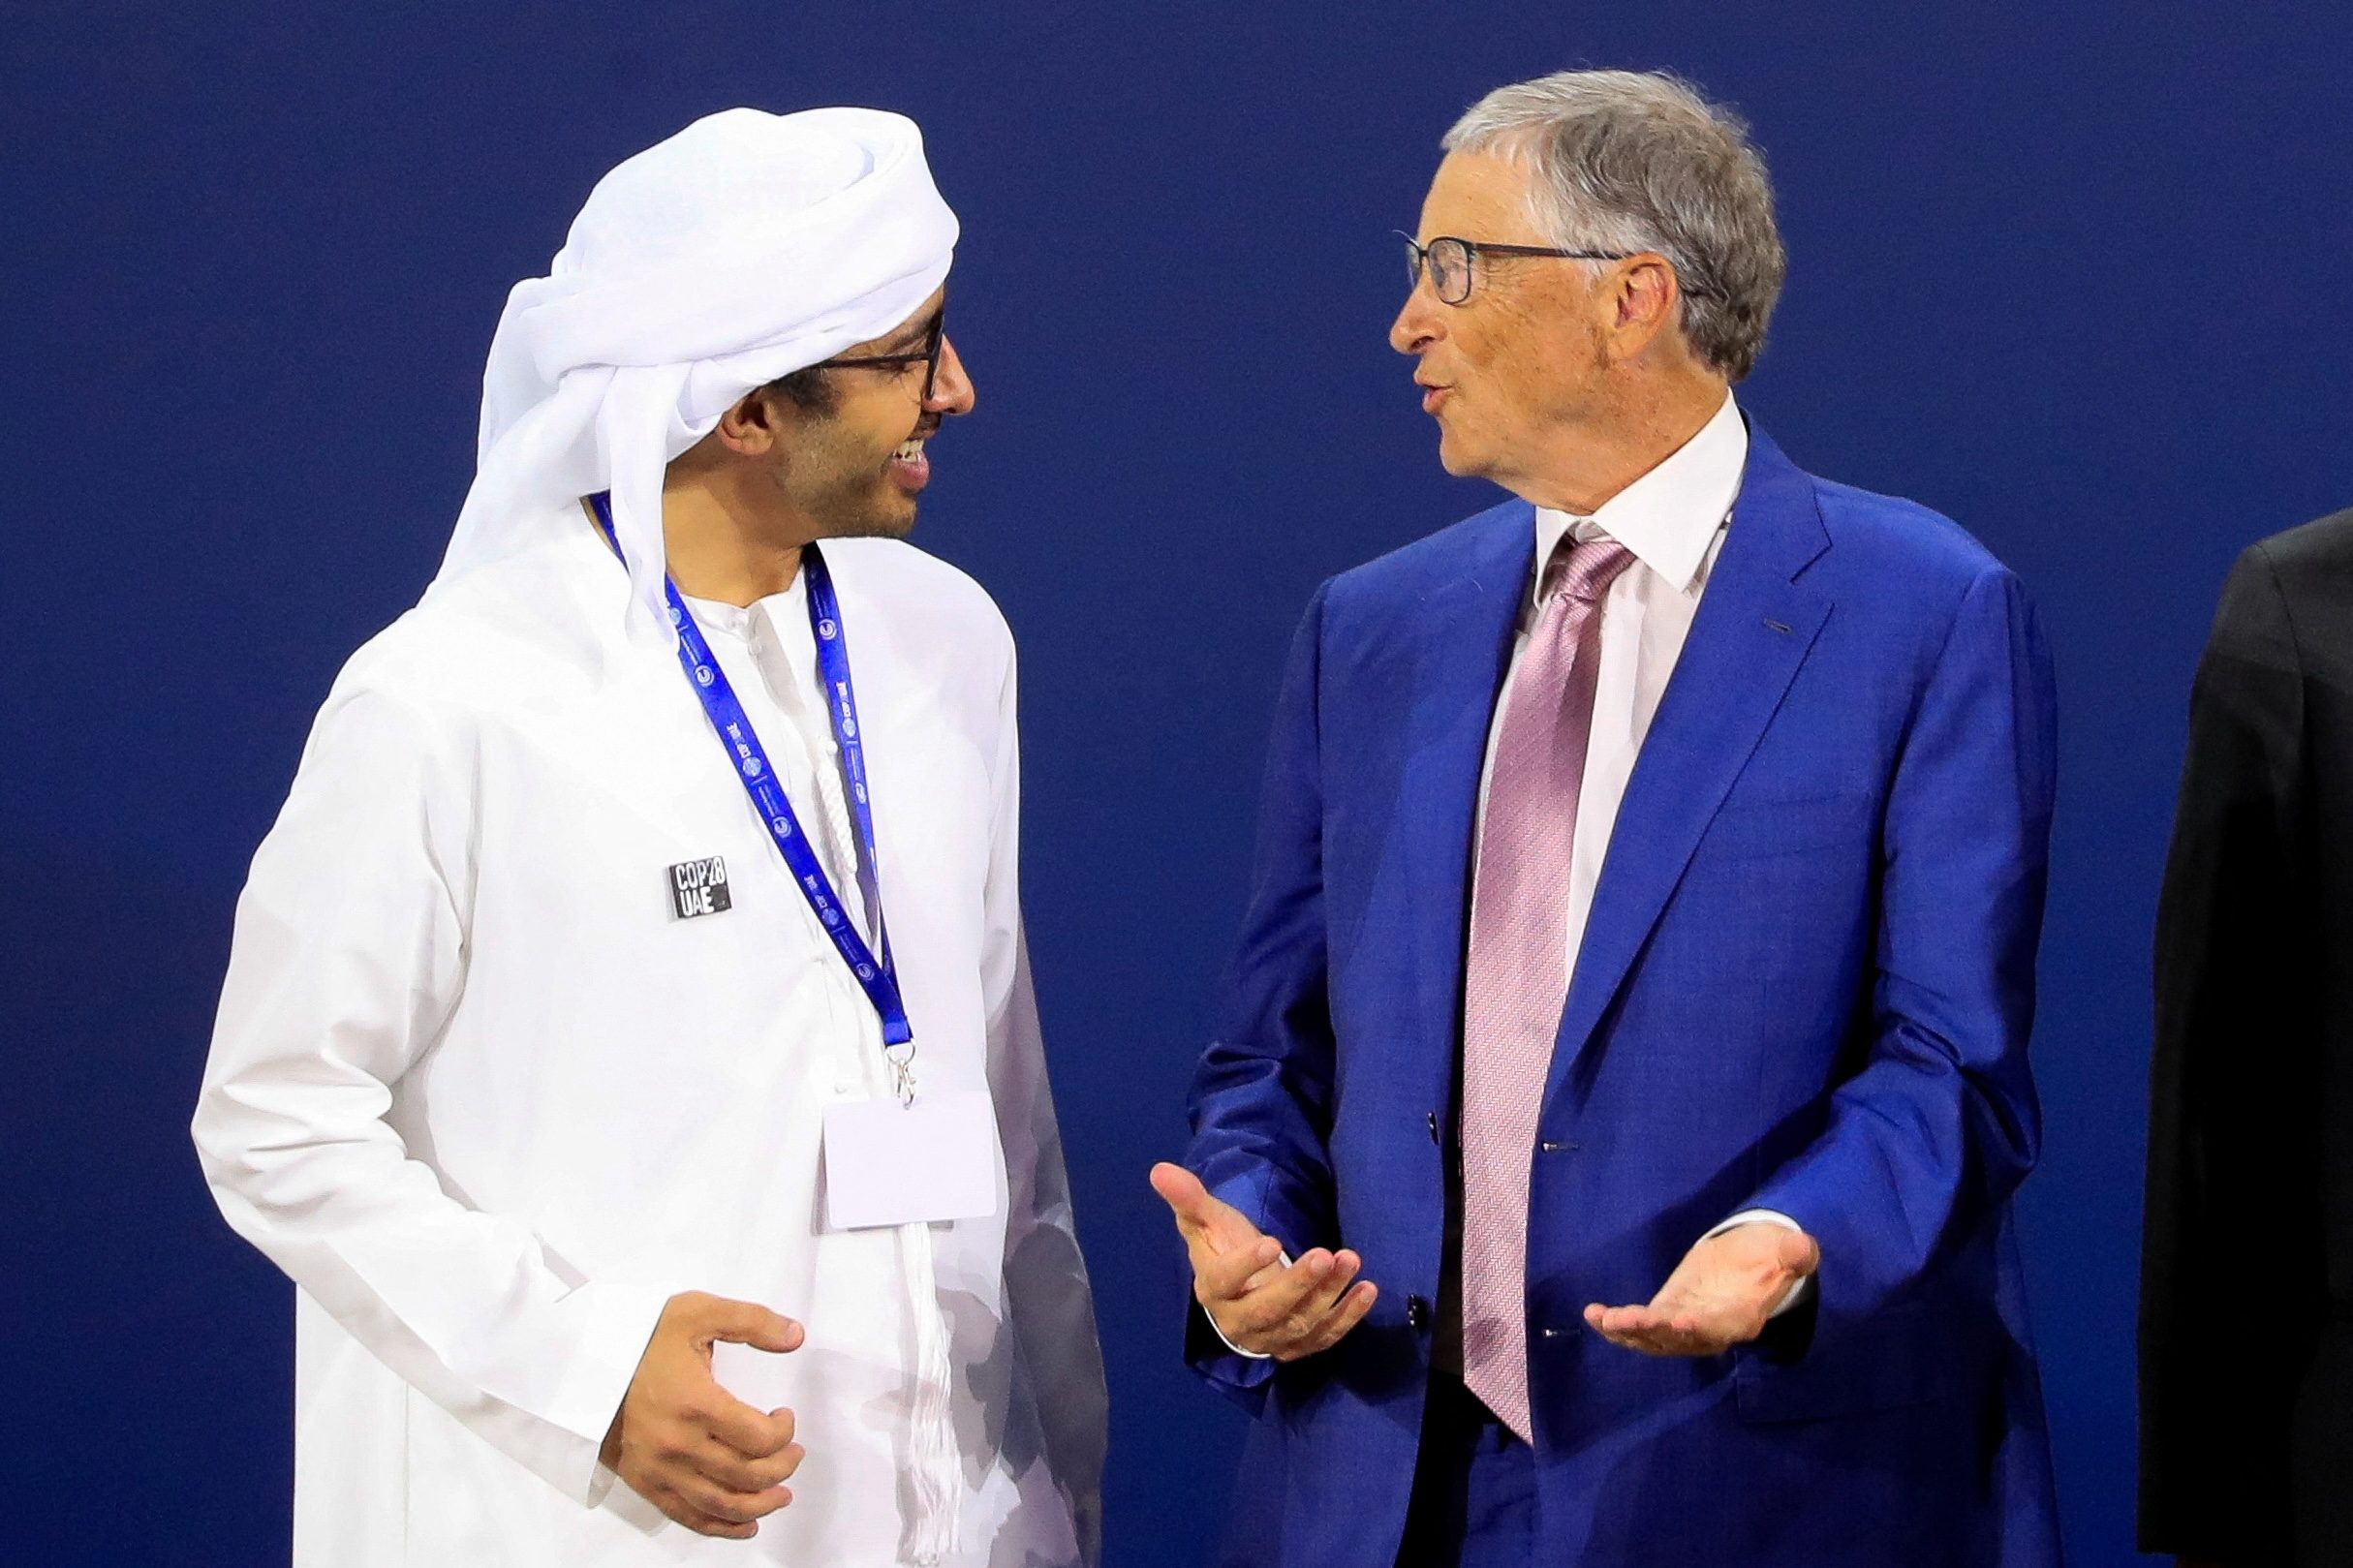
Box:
[1442,70,1785,382]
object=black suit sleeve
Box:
[2139,543,2327,1559]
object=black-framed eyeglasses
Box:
[822,305,946,401]
[1400,231,1633,306]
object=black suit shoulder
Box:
[2252,506,2353,576]
[2238,509,2353,678]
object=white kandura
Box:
[193,509,1106,1566]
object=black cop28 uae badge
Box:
[668,856,731,919]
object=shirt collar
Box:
[680,575,809,643]
[1531,392,1748,605]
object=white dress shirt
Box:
[194,508,1105,1566]
[1472,391,1746,978]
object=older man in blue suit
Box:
[1151,69,2060,1567]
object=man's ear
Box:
[713,387,787,457]
[1606,256,1681,362]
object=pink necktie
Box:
[1460,533,1636,1442]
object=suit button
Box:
[1538,1140,1580,1153]
[1407,1295,1430,1331]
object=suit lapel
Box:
[1397,504,1535,1059]
[1542,427,1833,1103]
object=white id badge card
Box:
[821,1089,1001,1231]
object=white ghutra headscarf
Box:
[433,107,958,637]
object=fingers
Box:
[1577,1224,1816,1359]
[701,1393,797,1459]
[693,1431,806,1492]
[1194,1232,1285,1304]
[1276,1280,1378,1362]
[669,1466,795,1526]
[696,1297,806,1356]
[650,1478,783,1537]
[622,1405,801,1537]
[1292,1248,1367,1322]
[1238,1252,1289,1294]
[657,1495,760,1540]
[1150,1161,1243,1246]
[1203,1245,1380,1360]
[1225,1248,1348,1335]
[1581,1301,1746,1357]
[613,1294,810,1535]
[1583,1302,1699,1355]
[1148,1162,1210,1228]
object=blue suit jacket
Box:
[1182,427,2062,1568]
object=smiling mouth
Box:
[886,435,931,493]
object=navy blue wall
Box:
[6,3,2350,1562]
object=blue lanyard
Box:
[590,493,913,1049]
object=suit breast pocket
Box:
[1694,792,1873,863]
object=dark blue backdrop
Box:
[6,3,2350,1562]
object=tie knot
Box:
[1541,535,1637,605]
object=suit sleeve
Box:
[979,633,1109,1563]
[191,680,678,1508]
[2137,543,2322,1560]
[1179,584,1343,1402]
[1742,566,2057,1332]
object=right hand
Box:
[1150,1162,1377,1361]
[602,1291,807,1539]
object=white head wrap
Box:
[432,107,957,634]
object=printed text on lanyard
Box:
[590,493,919,1103]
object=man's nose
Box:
[926,336,976,415]
[1389,288,1440,356]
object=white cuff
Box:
[1706,1211,1813,1318]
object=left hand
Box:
[1584,1222,1820,1356]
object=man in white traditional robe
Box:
[192,107,1106,1567]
